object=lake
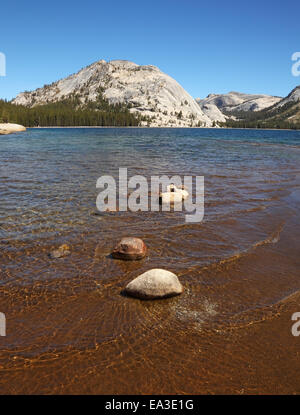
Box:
[1,127,300,394]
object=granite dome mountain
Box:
[13,59,212,127]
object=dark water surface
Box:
[1,127,300,394]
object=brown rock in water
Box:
[112,237,147,260]
[49,244,71,259]
[124,269,183,299]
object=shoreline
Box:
[28,126,300,131]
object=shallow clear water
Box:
[1,127,300,394]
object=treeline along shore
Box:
[0,97,142,127]
[1,97,300,130]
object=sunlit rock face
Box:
[195,101,227,123]
[0,123,26,135]
[274,86,300,108]
[196,91,282,114]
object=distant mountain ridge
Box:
[196,88,300,128]
[220,86,300,129]
[196,91,282,116]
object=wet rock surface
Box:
[112,237,147,260]
[124,268,184,299]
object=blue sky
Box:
[0,0,299,100]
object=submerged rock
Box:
[159,191,185,204]
[49,244,71,259]
[124,268,183,299]
[159,184,189,204]
[112,237,147,260]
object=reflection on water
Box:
[1,127,300,394]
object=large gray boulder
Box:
[0,123,26,135]
[124,269,183,299]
